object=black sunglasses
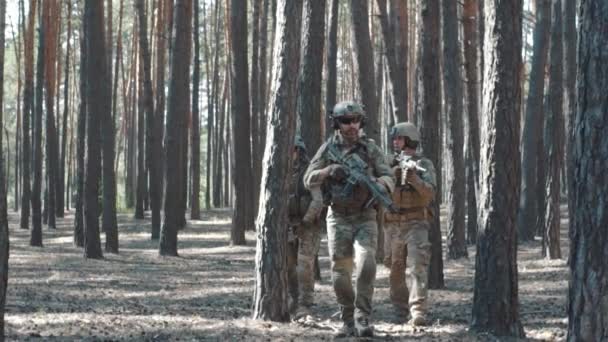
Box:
[337,116,362,125]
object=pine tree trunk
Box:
[258,0,269,148]
[250,0,261,217]
[518,0,550,242]
[228,0,254,245]
[470,0,524,337]
[20,0,36,230]
[463,0,479,244]
[0,0,8,338]
[541,0,562,260]
[60,0,72,215]
[252,0,301,322]
[350,0,378,143]
[136,0,161,239]
[190,0,201,220]
[74,15,86,248]
[417,0,444,289]
[83,0,105,259]
[442,0,467,259]
[297,0,325,153]
[31,0,45,247]
[11,13,22,213]
[160,0,192,256]
[563,0,575,225]
[325,0,338,139]
[567,2,608,339]
[135,45,146,220]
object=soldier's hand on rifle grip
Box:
[324,164,347,181]
[406,168,421,185]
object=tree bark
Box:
[541,0,562,260]
[567,2,608,339]
[252,0,302,322]
[442,0,467,259]
[60,0,72,214]
[470,0,524,337]
[324,0,338,139]
[135,41,146,220]
[20,0,36,230]
[517,0,551,242]
[31,0,45,247]
[297,0,325,153]
[416,0,444,289]
[0,0,9,338]
[228,0,255,245]
[350,0,379,143]
[190,0,201,220]
[159,0,192,256]
[74,13,86,248]
[83,0,105,259]
[463,0,480,245]
[136,0,161,239]
[563,0,575,225]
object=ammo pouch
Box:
[385,186,431,223]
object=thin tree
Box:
[60,0,72,213]
[250,0,261,214]
[31,0,45,247]
[297,0,325,152]
[441,0,467,259]
[567,0,608,339]
[136,0,161,239]
[83,0,106,259]
[470,0,524,337]
[517,0,551,242]
[20,0,36,230]
[563,0,575,224]
[228,0,255,245]
[135,43,146,220]
[541,0,562,260]
[190,0,201,220]
[350,0,378,142]
[0,0,9,338]
[74,12,86,248]
[463,0,480,244]
[416,0,444,289]
[252,0,302,322]
[324,0,338,138]
[159,0,192,256]
[10,13,22,213]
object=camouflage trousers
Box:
[385,220,431,319]
[327,207,378,323]
[287,222,321,309]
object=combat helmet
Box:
[391,122,420,142]
[329,101,367,129]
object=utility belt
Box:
[330,201,374,216]
[384,206,428,222]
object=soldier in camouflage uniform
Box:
[286,136,322,319]
[384,122,436,326]
[304,101,395,337]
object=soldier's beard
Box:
[341,128,359,144]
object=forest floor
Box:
[4,205,569,341]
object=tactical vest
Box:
[287,157,312,223]
[385,155,430,222]
[325,141,374,212]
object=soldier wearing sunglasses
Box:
[303,101,395,338]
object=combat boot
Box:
[354,316,374,337]
[335,321,355,338]
[408,314,429,326]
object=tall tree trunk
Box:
[11,12,22,213]
[136,0,161,240]
[43,0,59,229]
[417,0,444,289]
[258,0,269,150]
[376,0,407,122]
[541,0,563,260]
[297,0,325,153]
[74,16,86,248]
[325,0,338,139]
[0,0,8,338]
[563,0,575,225]
[350,0,379,143]
[228,0,254,245]
[442,0,467,259]
[83,0,105,259]
[470,0,524,337]
[463,0,480,244]
[60,0,72,215]
[159,0,192,256]
[250,0,261,217]
[567,1,608,339]
[252,0,302,322]
[20,0,36,230]
[31,0,45,247]
[135,41,146,220]
[190,0,201,220]
[518,0,551,242]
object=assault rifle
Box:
[396,151,426,185]
[325,144,397,213]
